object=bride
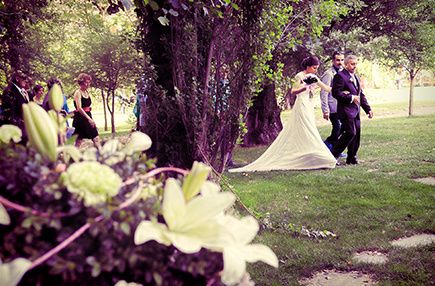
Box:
[230,56,336,172]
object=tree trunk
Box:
[242,81,283,146]
[101,89,108,131]
[409,71,415,117]
[111,89,116,134]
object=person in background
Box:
[320,51,344,152]
[72,73,100,148]
[32,84,45,106]
[23,76,34,100]
[0,70,30,141]
[230,56,336,172]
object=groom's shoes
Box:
[346,157,359,165]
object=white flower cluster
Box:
[134,162,278,285]
[61,161,122,206]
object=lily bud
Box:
[123,132,152,155]
[47,110,60,133]
[23,102,58,162]
[182,161,211,201]
[0,124,22,143]
[48,83,64,112]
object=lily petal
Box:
[241,244,279,267]
[183,220,233,249]
[200,181,221,195]
[0,203,10,225]
[181,193,235,231]
[134,220,170,246]
[164,231,203,254]
[162,178,186,230]
[221,246,247,285]
[0,258,32,286]
[223,215,259,245]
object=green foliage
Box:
[0,0,48,82]
[17,0,141,97]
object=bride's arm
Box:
[291,85,308,96]
[290,73,308,96]
[316,78,332,92]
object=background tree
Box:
[0,0,48,85]
[331,0,435,116]
[86,32,142,133]
[242,0,350,146]
[133,0,266,171]
[373,1,434,116]
[11,0,141,132]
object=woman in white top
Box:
[230,56,336,172]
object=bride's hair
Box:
[301,56,320,68]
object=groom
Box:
[331,55,373,165]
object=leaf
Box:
[157,16,170,26]
[148,0,159,11]
[0,203,10,225]
[120,222,131,235]
[0,258,32,286]
[102,139,119,155]
[57,145,82,162]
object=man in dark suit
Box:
[1,70,30,141]
[331,55,373,165]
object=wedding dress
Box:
[229,72,336,172]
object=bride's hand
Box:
[305,83,316,91]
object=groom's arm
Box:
[360,90,372,114]
[331,74,352,103]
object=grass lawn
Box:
[224,114,435,285]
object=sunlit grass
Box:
[226,114,435,285]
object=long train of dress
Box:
[229,76,336,172]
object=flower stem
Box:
[26,166,189,271]
[0,196,67,218]
[29,215,104,270]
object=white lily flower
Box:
[134,178,235,253]
[219,216,279,285]
[200,180,221,196]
